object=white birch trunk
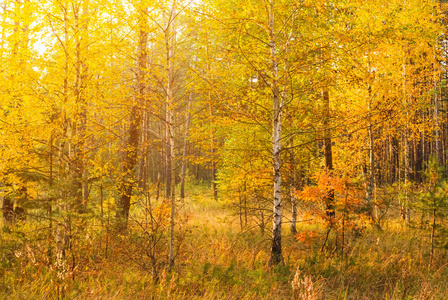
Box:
[268,0,283,265]
[165,0,177,270]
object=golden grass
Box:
[2,188,448,299]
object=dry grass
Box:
[2,187,448,299]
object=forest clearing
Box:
[2,0,448,299]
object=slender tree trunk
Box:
[139,107,149,192]
[55,5,71,294]
[47,134,54,265]
[254,191,265,234]
[204,30,218,200]
[180,93,192,199]
[116,5,147,225]
[402,59,411,225]
[435,80,441,164]
[210,97,218,200]
[430,207,436,265]
[164,1,177,270]
[322,89,334,219]
[268,0,283,266]
[289,138,297,236]
[139,54,151,194]
[414,138,422,182]
[290,184,297,236]
[73,0,89,214]
[389,134,394,184]
[404,127,411,226]
[366,87,376,224]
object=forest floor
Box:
[2,186,448,299]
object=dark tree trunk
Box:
[116,10,147,226]
[322,89,335,219]
[2,195,13,223]
[180,93,193,199]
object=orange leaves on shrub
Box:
[296,171,363,209]
[295,230,319,245]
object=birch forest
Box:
[2,0,448,298]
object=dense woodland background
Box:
[2,0,448,299]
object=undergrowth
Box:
[2,186,448,299]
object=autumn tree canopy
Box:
[1,0,448,298]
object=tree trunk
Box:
[73,0,89,214]
[55,5,70,293]
[180,93,192,199]
[289,137,298,236]
[255,191,265,234]
[322,88,334,220]
[404,129,411,226]
[366,91,376,225]
[139,107,149,192]
[2,195,13,223]
[268,0,283,266]
[430,207,436,265]
[209,93,218,200]
[116,6,147,225]
[290,186,297,236]
[164,1,177,270]
[435,78,441,164]
[204,29,218,200]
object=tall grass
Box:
[2,185,448,299]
